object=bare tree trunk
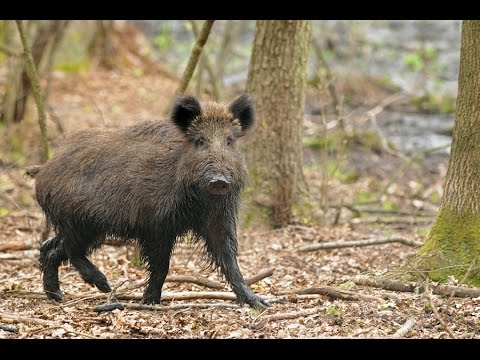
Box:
[88,20,116,70]
[195,51,206,97]
[245,20,312,227]
[164,20,215,115]
[1,20,21,127]
[189,20,220,100]
[175,20,215,96]
[16,20,49,163]
[215,21,247,93]
[42,20,70,105]
[14,20,55,122]
[412,21,480,286]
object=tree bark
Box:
[413,21,480,286]
[16,20,49,163]
[245,20,312,227]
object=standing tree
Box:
[245,20,312,227]
[413,21,480,286]
[16,20,49,163]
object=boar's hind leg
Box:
[40,235,68,301]
[141,238,176,305]
[62,232,111,293]
[69,255,112,293]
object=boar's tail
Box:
[25,165,43,179]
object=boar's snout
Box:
[207,173,231,196]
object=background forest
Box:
[1,20,479,339]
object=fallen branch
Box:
[353,275,480,298]
[131,268,273,291]
[298,238,421,252]
[252,308,318,330]
[348,208,435,217]
[392,316,416,338]
[2,290,240,302]
[0,311,55,326]
[165,275,224,290]
[352,275,418,293]
[0,254,27,261]
[0,241,34,252]
[349,217,433,227]
[95,302,239,313]
[277,285,383,302]
[246,269,274,286]
[434,284,480,298]
[425,280,456,339]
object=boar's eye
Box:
[195,137,205,148]
[226,136,234,147]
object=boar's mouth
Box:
[206,174,231,196]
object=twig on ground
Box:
[107,279,129,302]
[425,279,456,339]
[392,316,416,338]
[298,238,421,252]
[252,308,318,330]
[277,285,384,302]
[353,275,480,298]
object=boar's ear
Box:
[229,94,255,133]
[171,95,202,132]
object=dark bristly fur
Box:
[29,94,269,309]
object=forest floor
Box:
[1,67,479,339]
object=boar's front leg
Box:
[202,222,270,310]
[141,236,176,305]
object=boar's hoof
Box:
[142,295,161,305]
[93,278,112,293]
[243,295,271,310]
[45,289,64,302]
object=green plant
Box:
[404,53,424,72]
[154,23,172,50]
[326,305,342,316]
[382,199,398,211]
[130,254,146,268]
[55,60,90,74]
[355,191,375,203]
